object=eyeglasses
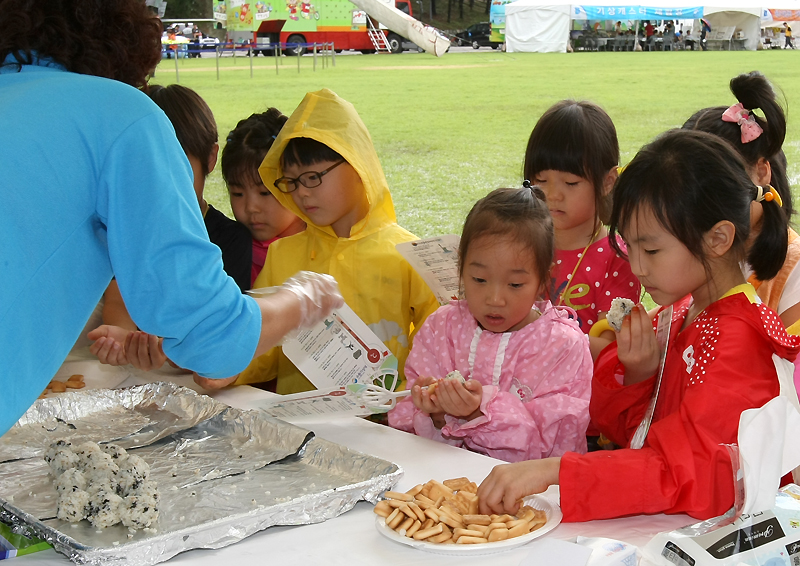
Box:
[274,160,346,194]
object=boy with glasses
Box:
[235,89,439,395]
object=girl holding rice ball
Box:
[478,129,799,522]
[389,185,593,463]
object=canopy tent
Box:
[504,0,791,52]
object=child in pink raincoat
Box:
[388,185,593,462]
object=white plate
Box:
[375,493,562,556]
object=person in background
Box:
[683,71,798,327]
[221,107,306,288]
[228,89,440,394]
[700,18,711,50]
[389,185,592,463]
[478,129,798,523]
[684,28,697,50]
[785,22,794,48]
[0,0,342,436]
[166,26,178,58]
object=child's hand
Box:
[616,304,660,385]
[87,325,131,366]
[477,457,561,515]
[435,379,483,420]
[410,376,442,414]
[123,331,166,371]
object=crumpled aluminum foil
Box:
[0,382,402,565]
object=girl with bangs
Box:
[523,100,641,359]
[389,186,593,463]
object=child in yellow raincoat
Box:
[235,89,439,394]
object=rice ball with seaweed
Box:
[606,297,636,332]
[87,488,124,528]
[117,454,150,496]
[54,468,87,494]
[57,489,90,523]
[46,448,79,477]
[121,493,159,529]
[74,442,106,470]
[101,443,129,462]
[136,480,160,502]
[444,370,465,383]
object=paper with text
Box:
[396,235,460,306]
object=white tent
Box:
[506,0,571,52]
[704,0,762,50]
[505,0,776,52]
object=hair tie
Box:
[756,184,783,207]
[721,103,763,144]
[522,179,532,190]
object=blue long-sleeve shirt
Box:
[0,55,261,435]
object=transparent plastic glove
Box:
[280,271,344,329]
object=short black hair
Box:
[222,107,287,189]
[281,138,343,168]
[523,100,619,224]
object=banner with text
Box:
[572,5,702,19]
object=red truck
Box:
[241,0,414,55]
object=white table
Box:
[14,360,694,565]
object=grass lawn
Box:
[153,50,800,242]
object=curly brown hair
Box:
[0,0,162,88]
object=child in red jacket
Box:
[478,129,799,522]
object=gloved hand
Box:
[280,271,344,330]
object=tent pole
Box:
[634,19,639,49]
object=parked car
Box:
[188,35,220,57]
[455,22,500,49]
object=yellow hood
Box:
[259,89,396,240]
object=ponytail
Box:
[748,184,789,281]
[730,72,786,158]
[683,71,793,219]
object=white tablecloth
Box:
[14,360,695,565]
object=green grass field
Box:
[153,50,800,239]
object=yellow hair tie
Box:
[756,185,783,208]
[589,318,614,337]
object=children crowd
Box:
[86,71,800,525]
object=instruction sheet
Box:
[396,235,460,305]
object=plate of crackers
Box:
[374,477,561,555]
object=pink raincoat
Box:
[389,300,593,462]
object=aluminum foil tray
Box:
[0,382,403,565]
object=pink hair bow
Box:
[721,103,763,143]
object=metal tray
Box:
[0,382,402,565]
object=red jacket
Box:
[560,291,800,522]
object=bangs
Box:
[282,138,342,168]
[613,150,684,242]
[526,123,588,180]
[222,145,266,190]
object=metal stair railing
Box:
[366,18,391,52]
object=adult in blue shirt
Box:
[0,0,342,436]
